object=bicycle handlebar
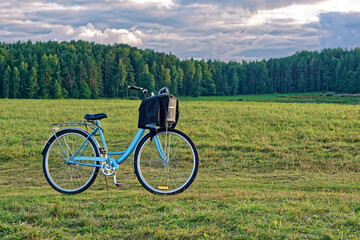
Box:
[128,85,145,91]
[128,85,149,97]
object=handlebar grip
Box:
[128,85,143,90]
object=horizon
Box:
[0,0,360,61]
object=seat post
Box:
[97,120,108,156]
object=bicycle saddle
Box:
[84,113,108,121]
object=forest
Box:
[0,40,360,99]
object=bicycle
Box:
[42,86,198,195]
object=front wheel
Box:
[134,128,199,195]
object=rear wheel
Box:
[134,128,199,195]
[43,129,100,194]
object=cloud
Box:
[123,0,176,9]
[0,1,143,45]
[0,0,360,61]
[81,0,176,10]
[319,12,360,49]
[135,2,322,60]
[178,0,326,12]
[74,23,143,45]
[37,23,144,46]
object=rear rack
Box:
[51,121,97,135]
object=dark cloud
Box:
[238,47,301,59]
[319,12,360,49]
[0,0,359,60]
[178,0,326,11]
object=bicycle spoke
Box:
[136,130,198,194]
[52,144,68,160]
[44,131,99,193]
[62,136,74,157]
[58,137,71,158]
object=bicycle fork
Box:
[153,132,171,164]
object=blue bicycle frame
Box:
[67,120,162,169]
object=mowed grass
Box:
[1,98,360,239]
[180,92,360,104]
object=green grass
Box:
[1,98,360,239]
[180,92,360,104]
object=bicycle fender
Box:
[41,127,100,156]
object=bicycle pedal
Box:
[113,173,122,188]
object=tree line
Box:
[0,40,360,99]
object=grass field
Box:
[180,92,360,104]
[1,96,360,239]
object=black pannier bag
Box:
[138,94,179,129]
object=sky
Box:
[0,0,360,61]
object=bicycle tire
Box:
[134,128,199,195]
[43,129,100,194]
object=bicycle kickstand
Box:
[113,171,122,188]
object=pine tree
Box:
[79,80,91,99]
[12,67,20,99]
[164,67,171,88]
[199,60,216,96]
[227,64,240,95]
[88,61,102,99]
[3,66,11,98]
[177,67,184,96]
[191,63,202,97]
[231,71,239,95]
[354,65,360,92]
[131,50,144,82]
[335,60,343,92]
[212,61,224,95]
[256,61,270,94]
[114,59,127,98]
[78,61,89,97]
[19,61,29,98]
[0,55,6,98]
[183,60,195,96]
[52,79,63,99]
[139,66,155,94]
[28,67,38,99]
[170,66,178,95]
[201,69,216,96]
[39,55,51,99]
[2,40,360,99]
